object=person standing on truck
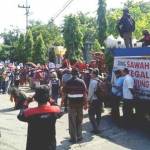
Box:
[117,8,135,48]
[137,29,150,47]
[122,68,135,124]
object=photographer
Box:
[17,85,61,150]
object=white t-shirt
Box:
[123,74,134,100]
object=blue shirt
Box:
[112,76,125,97]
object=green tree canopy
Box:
[63,15,83,61]
[97,0,107,45]
[16,33,25,63]
[25,29,34,62]
[107,0,150,38]
[33,34,46,64]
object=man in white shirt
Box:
[122,68,135,122]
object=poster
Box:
[113,56,150,100]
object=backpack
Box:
[95,79,109,101]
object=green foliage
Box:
[0,45,10,60]
[77,12,97,44]
[107,9,122,37]
[0,28,20,61]
[97,0,107,45]
[16,34,25,63]
[107,0,150,39]
[104,49,114,71]
[30,20,63,49]
[47,20,64,46]
[63,15,83,60]
[33,34,47,64]
[25,29,34,62]
[0,28,20,46]
[92,39,101,52]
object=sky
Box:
[0,0,146,33]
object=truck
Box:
[112,47,150,121]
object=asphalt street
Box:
[1,86,150,150]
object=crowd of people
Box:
[1,7,145,150]
[0,59,137,150]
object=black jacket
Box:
[18,103,61,150]
[117,14,135,36]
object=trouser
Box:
[88,100,102,131]
[123,32,132,48]
[123,100,134,121]
[14,80,20,88]
[6,80,11,93]
[0,81,6,93]
[68,106,83,141]
[111,95,121,121]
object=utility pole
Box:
[18,0,30,33]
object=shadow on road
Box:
[0,107,15,113]
[86,115,150,150]
[57,114,150,150]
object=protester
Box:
[49,71,60,104]
[63,68,87,143]
[111,69,124,122]
[14,68,20,88]
[61,68,72,112]
[82,68,93,89]
[88,69,102,134]
[0,66,7,94]
[137,29,150,47]
[10,87,28,109]
[17,85,61,150]
[122,68,135,123]
[117,8,135,48]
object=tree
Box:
[63,15,83,61]
[97,0,107,46]
[92,39,101,52]
[0,28,20,46]
[77,12,98,62]
[30,20,63,49]
[0,27,20,61]
[33,34,46,64]
[0,45,10,61]
[47,20,64,46]
[16,34,25,63]
[25,29,34,62]
[106,0,150,38]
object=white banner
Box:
[114,57,150,100]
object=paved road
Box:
[0,86,150,150]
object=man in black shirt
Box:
[18,85,61,150]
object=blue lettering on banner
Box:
[117,61,126,67]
